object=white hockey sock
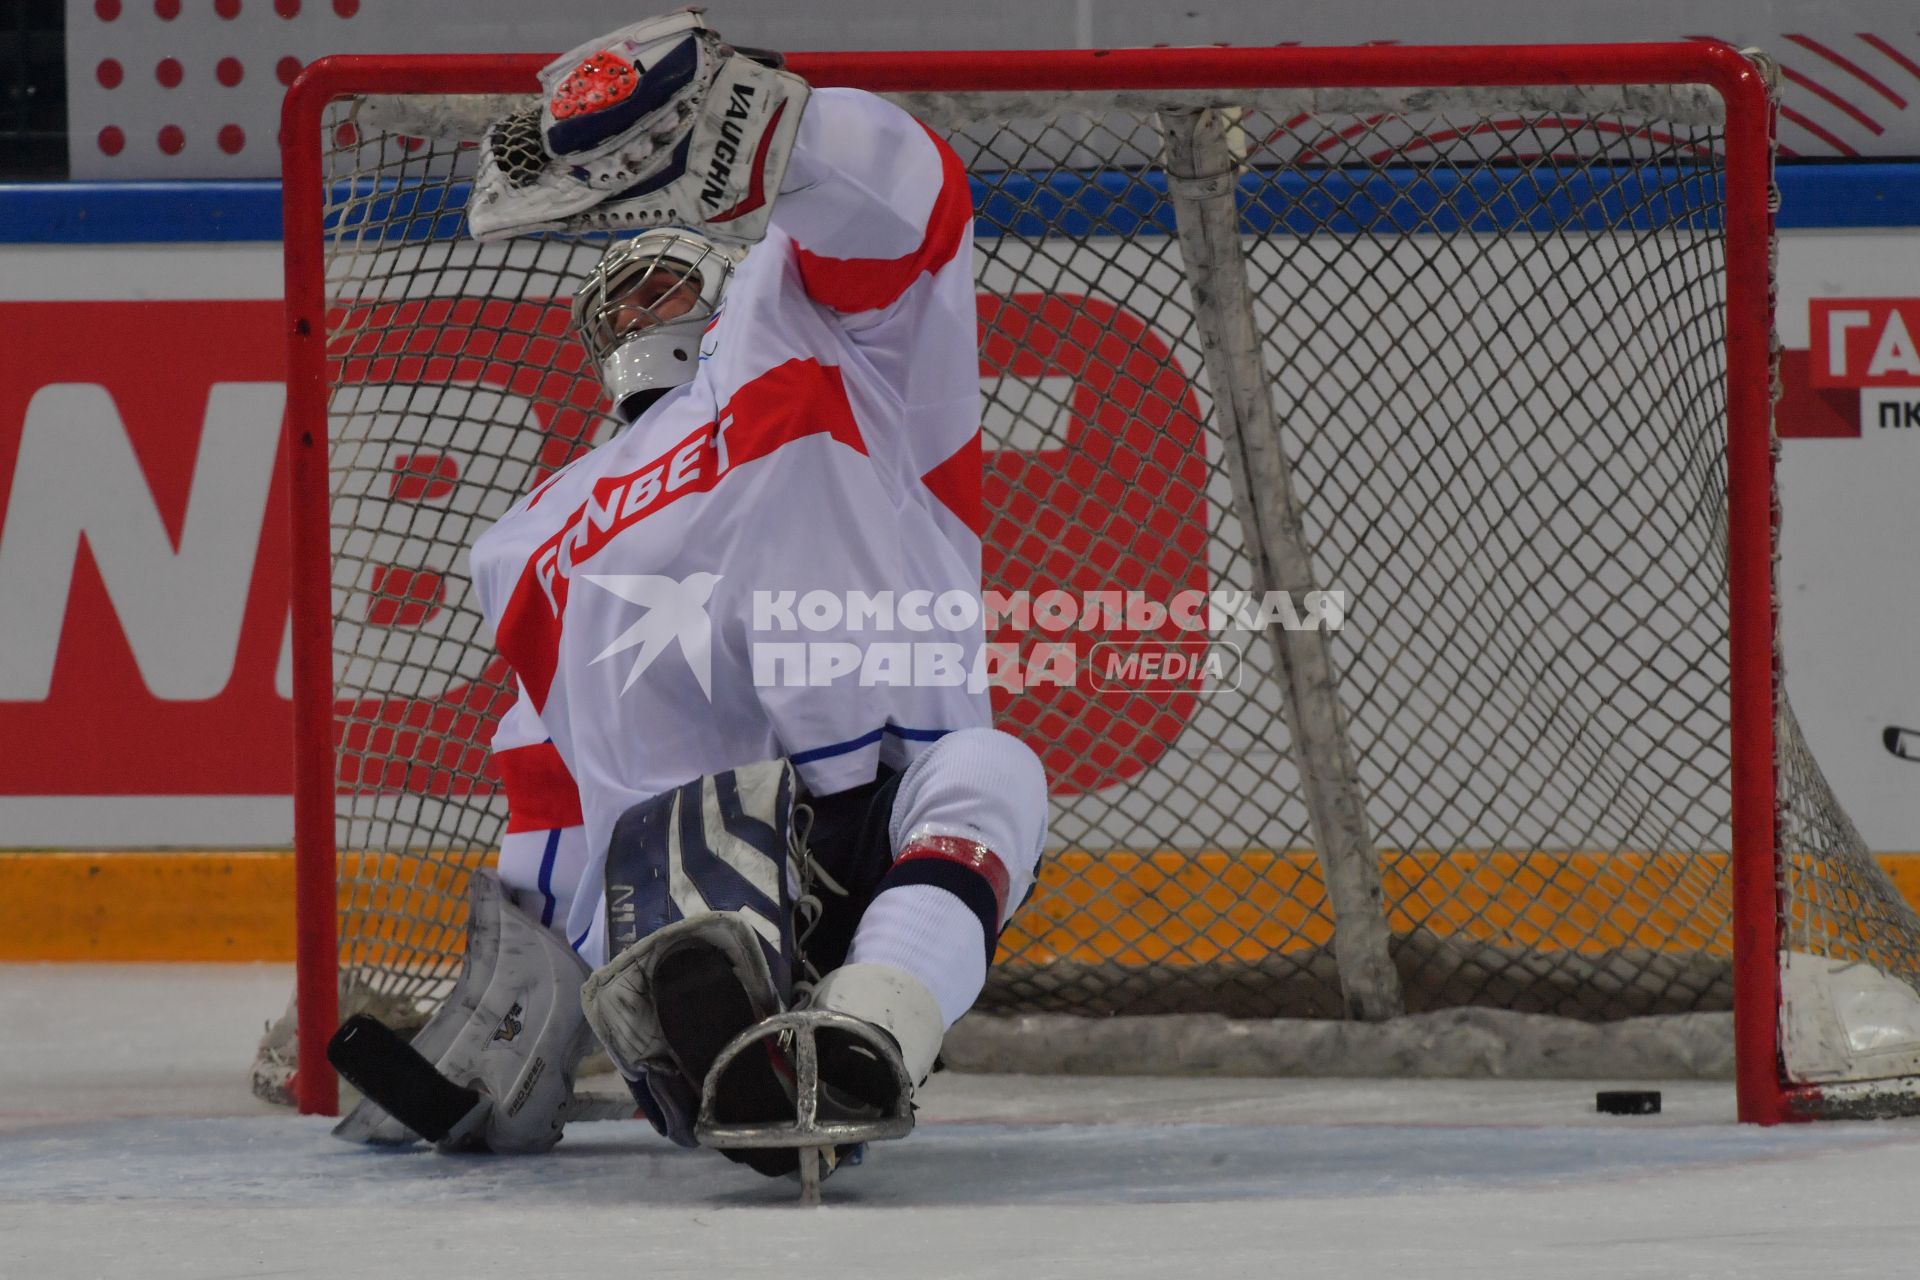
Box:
[846,882,991,1027]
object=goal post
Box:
[277,42,1913,1126]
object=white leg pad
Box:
[332,872,593,1153]
[842,727,1050,1030]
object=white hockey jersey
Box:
[470,88,988,962]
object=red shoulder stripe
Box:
[794,122,971,315]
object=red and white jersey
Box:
[471,88,988,960]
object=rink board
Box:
[5,174,1920,986]
[8,847,1920,962]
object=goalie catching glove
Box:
[468,7,808,244]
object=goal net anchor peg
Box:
[694,1009,916,1206]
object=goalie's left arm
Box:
[768,87,974,322]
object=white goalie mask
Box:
[573,228,737,419]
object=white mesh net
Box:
[275,68,1920,1104]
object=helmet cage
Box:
[573,229,735,405]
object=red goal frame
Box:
[280,42,1783,1121]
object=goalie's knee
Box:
[886,726,1048,922]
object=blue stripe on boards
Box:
[9,163,1917,244]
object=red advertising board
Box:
[0,290,1205,834]
[0,300,294,796]
[8,270,1915,850]
[1809,299,1920,388]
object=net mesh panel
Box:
[310,84,1920,1049]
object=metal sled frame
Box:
[695,1009,915,1205]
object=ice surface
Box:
[6,964,1920,1279]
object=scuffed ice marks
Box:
[0,1112,1875,1209]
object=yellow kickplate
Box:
[999,850,1737,968]
[0,852,300,962]
[4,848,1920,964]
[0,850,492,961]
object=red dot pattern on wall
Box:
[91,0,361,162]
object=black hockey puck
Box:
[1595,1089,1662,1115]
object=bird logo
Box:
[581,571,723,700]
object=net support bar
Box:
[1161,107,1404,1022]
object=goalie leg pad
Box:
[602,757,799,990]
[580,910,784,1148]
[331,872,594,1153]
[584,757,803,1148]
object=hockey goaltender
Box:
[325,9,1050,1200]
